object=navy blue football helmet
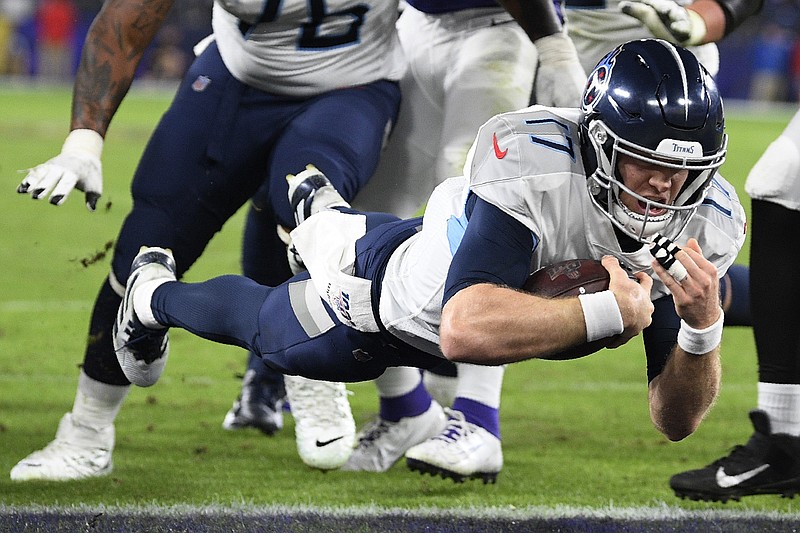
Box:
[579,39,727,242]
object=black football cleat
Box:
[670,410,800,502]
[222,369,286,436]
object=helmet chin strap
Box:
[611,197,673,240]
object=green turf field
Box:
[0,85,798,518]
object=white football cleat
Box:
[284,375,356,470]
[405,408,503,484]
[342,400,447,472]
[113,246,176,387]
[10,413,114,481]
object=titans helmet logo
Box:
[582,48,620,113]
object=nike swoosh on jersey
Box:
[715,464,770,488]
[492,132,508,159]
[315,436,345,447]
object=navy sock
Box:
[380,381,432,422]
[452,397,501,440]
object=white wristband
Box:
[62,129,104,159]
[677,311,724,355]
[578,291,624,342]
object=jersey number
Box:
[246,0,368,49]
[525,118,576,161]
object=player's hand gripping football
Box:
[619,0,707,46]
[17,129,104,211]
[651,238,721,329]
[603,255,654,348]
[533,32,587,107]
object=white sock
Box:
[758,382,800,436]
[374,366,421,398]
[454,363,505,409]
[133,279,170,328]
[423,372,457,407]
[71,370,131,429]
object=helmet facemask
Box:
[585,119,726,243]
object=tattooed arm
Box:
[16,0,176,210]
[71,0,176,135]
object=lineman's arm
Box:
[72,0,176,135]
[647,238,723,441]
[17,0,175,210]
[620,0,763,46]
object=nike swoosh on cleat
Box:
[492,132,508,159]
[715,464,770,488]
[315,436,345,447]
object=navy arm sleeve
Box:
[643,295,681,383]
[442,195,536,307]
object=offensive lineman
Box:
[12,0,406,479]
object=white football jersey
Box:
[379,106,746,355]
[212,0,405,96]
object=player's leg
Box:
[250,79,400,468]
[10,43,278,481]
[266,79,401,229]
[222,200,291,436]
[353,4,444,218]
[342,366,447,472]
[434,9,536,180]
[119,267,392,384]
[119,261,401,469]
[406,364,505,484]
[109,247,400,384]
[669,110,800,501]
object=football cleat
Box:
[222,369,285,436]
[284,375,356,470]
[10,413,114,481]
[341,400,447,472]
[405,408,503,484]
[113,246,176,387]
[286,164,350,226]
[670,410,800,502]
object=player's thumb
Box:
[601,255,625,278]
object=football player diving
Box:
[106,39,745,485]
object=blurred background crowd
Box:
[0,0,212,83]
[0,0,798,103]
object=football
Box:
[523,258,612,360]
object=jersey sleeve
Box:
[642,295,681,383]
[442,195,536,307]
[681,175,747,279]
[464,106,584,236]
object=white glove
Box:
[17,129,104,211]
[277,224,306,275]
[620,0,708,46]
[534,32,587,108]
